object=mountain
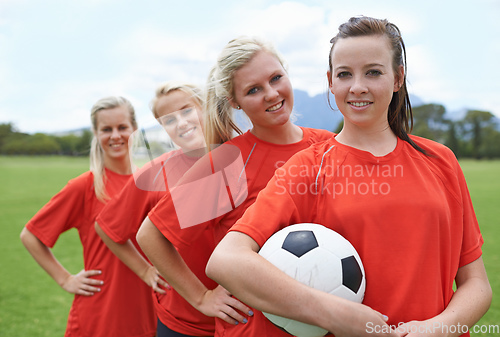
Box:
[292,90,342,132]
[290,89,425,132]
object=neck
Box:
[336,124,397,157]
[250,121,303,145]
[104,156,132,175]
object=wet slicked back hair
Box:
[329,16,427,155]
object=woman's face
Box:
[156,90,205,152]
[231,50,294,135]
[95,105,135,163]
[328,34,402,132]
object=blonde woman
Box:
[137,36,333,337]
[20,97,157,337]
[95,82,226,337]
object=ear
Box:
[327,71,334,94]
[393,65,405,92]
[227,97,239,109]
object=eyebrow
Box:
[334,63,386,71]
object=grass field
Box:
[0,156,498,336]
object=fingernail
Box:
[382,315,389,321]
[243,318,248,324]
[248,310,254,316]
[234,321,238,325]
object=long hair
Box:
[329,16,427,155]
[204,36,288,147]
[90,96,137,202]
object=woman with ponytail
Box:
[20,97,157,337]
[137,36,333,337]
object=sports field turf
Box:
[0,156,498,336]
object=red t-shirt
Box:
[148,127,333,337]
[231,135,484,336]
[96,150,218,336]
[26,169,156,337]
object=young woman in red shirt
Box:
[20,96,158,337]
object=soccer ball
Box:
[258,223,366,337]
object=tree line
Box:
[333,104,500,159]
[0,123,93,156]
[1,103,499,158]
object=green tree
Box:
[411,104,448,142]
[460,110,496,159]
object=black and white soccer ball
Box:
[258,223,366,337]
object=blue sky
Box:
[1,0,499,134]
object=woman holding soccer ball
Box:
[136,36,333,336]
[206,16,492,337]
[20,97,159,336]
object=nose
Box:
[264,85,279,101]
[176,116,189,130]
[111,127,121,139]
[349,75,368,95]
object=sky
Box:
[0,0,499,134]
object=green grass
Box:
[0,156,498,336]
[459,160,500,336]
[0,156,88,336]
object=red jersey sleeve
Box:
[96,177,161,244]
[26,172,91,248]
[453,156,484,267]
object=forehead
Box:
[96,105,131,126]
[156,90,200,116]
[331,35,393,67]
[233,51,284,88]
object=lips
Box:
[348,101,372,108]
[179,127,196,138]
[266,101,283,112]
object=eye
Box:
[119,125,129,130]
[182,108,193,115]
[162,116,176,126]
[247,87,259,95]
[271,74,282,83]
[101,127,111,132]
[367,69,382,77]
[336,71,351,79]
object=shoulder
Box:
[67,171,94,190]
[300,127,334,144]
[282,137,336,169]
[409,135,458,164]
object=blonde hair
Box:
[150,81,204,119]
[204,36,288,146]
[89,96,137,202]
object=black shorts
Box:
[156,318,210,337]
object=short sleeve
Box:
[26,173,90,248]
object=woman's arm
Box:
[94,221,168,293]
[20,227,103,296]
[136,217,252,325]
[397,256,492,336]
[207,231,401,337]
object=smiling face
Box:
[156,89,205,151]
[230,50,294,136]
[95,105,135,163]
[328,34,403,132]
